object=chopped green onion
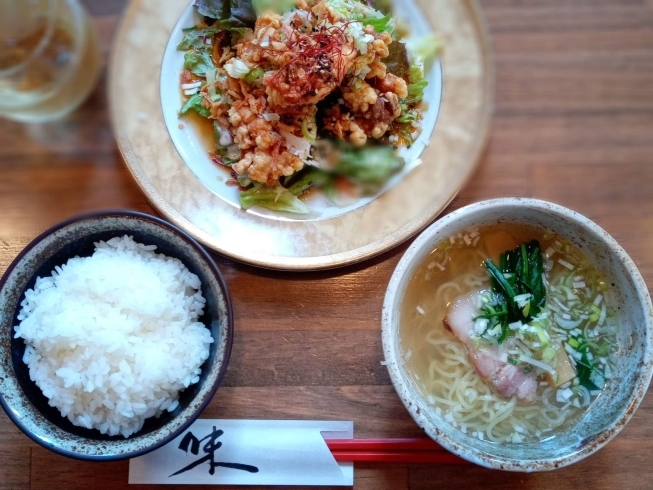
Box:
[301,116,317,142]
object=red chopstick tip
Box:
[324,438,468,465]
[331,450,468,465]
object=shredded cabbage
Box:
[345,22,374,55]
[224,59,251,79]
[239,184,310,213]
[406,33,443,77]
[325,0,384,21]
[279,129,312,160]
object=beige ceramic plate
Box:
[109,0,494,270]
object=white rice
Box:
[13,236,213,438]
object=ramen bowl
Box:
[0,210,233,461]
[381,197,653,471]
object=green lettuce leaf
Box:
[184,51,215,76]
[194,0,257,30]
[408,63,423,84]
[363,13,393,35]
[194,0,230,19]
[252,0,294,15]
[369,0,392,14]
[239,184,310,213]
[177,27,220,50]
[180,93,211,118]
[333,144,404,191]
[394,122,416,146]
[404,79,428,105]
[395,108,419,124]
[287,168,331,196]
[213,146,239,168]
[325,0,386,24]
[384,41,409,78]
[407,33,443,75]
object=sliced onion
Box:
[215,124,233,147]
[205,68,217,99]
[519,355,555,374]
[226,143,241,159]
[541,407,565,426]
[554,313,583,330]
[279,129,312,160]
[542,387,557,411]
[576,385,591,407]
[181,81,202,90]
[224,59,250,79]
[598,303,607,326]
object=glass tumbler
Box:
[0,0,101,123]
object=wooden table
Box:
[1,1,652,488]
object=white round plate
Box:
[110,0,494,270]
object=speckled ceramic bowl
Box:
[0,210,233,461]
[382,198,653,471]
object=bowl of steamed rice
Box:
[382,198,653,471]
[0,210,233,460]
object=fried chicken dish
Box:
[177,0,440,213]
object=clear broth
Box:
[400,223,619,443]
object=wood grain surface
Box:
[1,0,652,489]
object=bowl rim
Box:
[381,197,653,471]
[0,209,234,461]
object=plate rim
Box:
[109,0,495,271]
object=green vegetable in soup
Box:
[478,240,546,343]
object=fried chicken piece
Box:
[311,0,343,23]
[254,10,283,33]
[366,58,387,79]
[371,36,391,58]
[228,95,303,185]
[323,75,403,145]
[209,101,230,129]
[265,41,357,110]
[353,91,401,140]
[342,80,378,113]
[322,105,368,146]
[444,291,537,405]
[235,147,303,185]
[329,92,401,145]
[377,72,408,99]
[350,28,392,78]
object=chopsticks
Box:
[326,438,469,465]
